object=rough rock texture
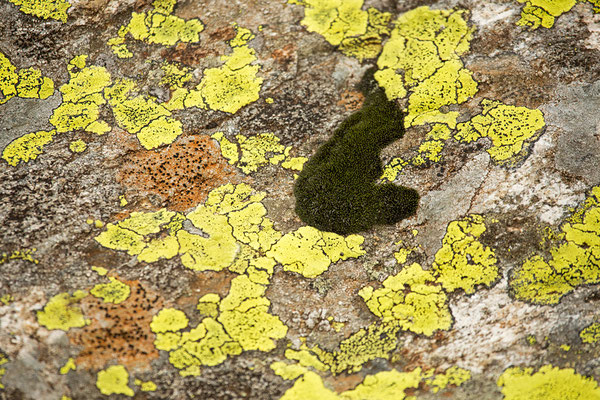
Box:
[2,0,600,399]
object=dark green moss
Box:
[294,69,419,235]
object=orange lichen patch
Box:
[117,134,239,212]
[271,44,297,69]
[337,90,364,112]
[68,280,163,370]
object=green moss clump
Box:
[294,69,419,235]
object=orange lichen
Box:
[337,90,364,111]
[117,134,239,211]
[68,280,163,370]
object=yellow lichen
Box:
[107,0,204,58]
[342,368,423,400]
[2,130,56,166]
[96,365,134,397]
[497,365,600,399]
[0,353,7,389]
[59,358,76,375]
[0,294,13,305]
[426,366,472,393]
[90,277,131,304]
[69,139,87,153]
[581,323,600,344]
[212,131,307,174]
[49,55,112,134]
[165,25,262,114]
[516,0,577,29]
[160,61,192,89]
[510,186,600,304]
[134,379,157,391]
[0,248,39,264]
[151,275,286,375]
[7,0,70,22]
[433,214,498,294]
[375,7,475,127]
[105,79,182,149]
[359,263,452,336]
[37,291,89,331]
[292,0,391,61]
[0,51,54,104]
[455,99,545,164]
[267,226,365,278]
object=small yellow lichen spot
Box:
[265,97,274,104]
[59,358,76,375]
[91,266,108,276]
[380,157,407,182]
[119,195,128,207]
[96,365,134,397]
[455,99,545,164]
[151,308,189,333]
[90,277,131,304]
[94,220,104,228]
[560,344,571,351]
[37,291,89,331]
[284,349,328,372]
[267,226,365,278]
[69,139,87,153]
[426,367,471,393]
[581,323,600,344]
[0,294,13,305]
[61,396,71,400]
[270,361,310,381]
[497,365,600,400]
[7,0,70,22]
[134,379,157,392]
[433,214,498,294]
[0,353,6,389]
[526,335,537,345]
[2,130,56,166]
[359,263,452,336]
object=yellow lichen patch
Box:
[107,0,204,58]
[267,226,365,278]
[291,0,391,61]
[37,291,89,331]
[90,277,131,304]
[7,0,70,22]
[96,365,134,397]
[516,0,577,29]
[375,6,476,127]
[342,368,423,400]
[581,323,600,344]
[425,366,472,393]
[105,79,182,149]
[497,365,600,399]
[2,130,56,166]
[160,61,191,89]
[510,186,600,304]
[151,275,287,375]
[279,370,340,400]
[302,322,400,374]
[0,353,7,389]
[0,248,39,264]
[455,99,545,164]
[165,25,263,114]
[0,51,54,104]
[95,183,281,271]
[69,139,87,153]
[49,55,112,135]
[359,263,452,336]
[134,379,157,392]
[59,358,76,375]
[0,294,13,305]
[433,214,498,294]
[212,132,308,174]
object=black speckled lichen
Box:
[294,69,419,235]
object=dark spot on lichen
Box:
[294,68,419,235]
